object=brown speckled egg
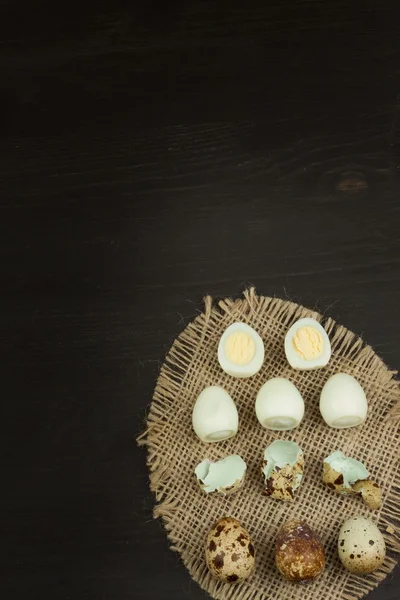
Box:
[338,516,386,574]
[275,520,325,583]
[205,517,255,583]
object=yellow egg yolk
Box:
[225,332,256,365]
[292,326,324,361]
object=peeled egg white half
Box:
[285,317,331,370]
[192,386,238,443]
[255,378,305,430]
[320,373,368,428]
[218,322,264,378]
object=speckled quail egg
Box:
[275,520,326,583]
[255,378,305,431]
[322,451,382,509]
[320,373,368,428]
[284,317,331,370]
[262,440,304,501]
[192,386,238,443]
[338,516,386,574]
[195,455,247,495]
[218,322,264,378]
[205,517,255,583]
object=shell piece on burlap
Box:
[138,289,400,600]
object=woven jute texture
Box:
[138,290,400,600]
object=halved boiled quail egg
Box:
[218,322,264,378]
[195,455,246,495]
[284,318,331,370]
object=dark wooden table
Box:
[1,2,399,598]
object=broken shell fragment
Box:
[352,479,382,510]
[262,440,304,501]
[322,451,382,509]
[195,455,247,495]
[322,450,368,494]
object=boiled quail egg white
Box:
[320,373,368,428]
[285,317,331,370]
[218,322,264,378]
[192,386,238,443]
[255,378,305,430]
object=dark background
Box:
[1,1,399,598]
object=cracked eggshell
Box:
[322,463,357,495]
[262,440,304,502]
[218,322,264,378]
[192,386,238,443]
[352,480,383,510]
[275,520,325,583]
[194,455,247,495]
[322,451,369,495]
[338,516,386,574]
[205,517,255,583]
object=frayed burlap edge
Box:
[137,289,400,600]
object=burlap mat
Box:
[138,290,400,600]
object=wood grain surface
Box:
[1,1,399,599]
